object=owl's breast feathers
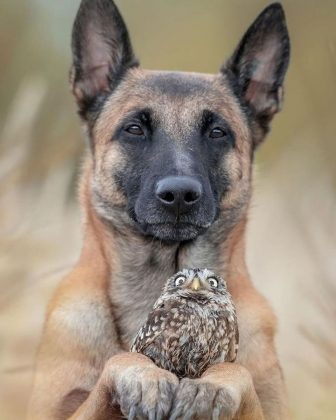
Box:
[131,294,238,379]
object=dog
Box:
[28,1,290,419]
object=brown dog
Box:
[28,1,290,419]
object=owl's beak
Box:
[190,277,202,291]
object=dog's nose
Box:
[155,176,202,214]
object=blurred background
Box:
[0,0,335,419]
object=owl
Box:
[131,268,239,379]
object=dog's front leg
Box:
[170,362,264,420]
[69,352,179,420]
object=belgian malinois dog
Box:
[28,1,290,419]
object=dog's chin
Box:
[136,222,208,243]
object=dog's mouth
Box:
[129,188,218,242]
[134,221,210,242]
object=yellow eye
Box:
[175,276,186,286]
[208,277,218,288]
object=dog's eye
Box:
[125,124,144,136]
[207,277,218,288]
[175,276,186,286]
[209,127,227,139]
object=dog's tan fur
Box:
[28,2,290,418]
[28,162,288,419]
[30,165,287,420]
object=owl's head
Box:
[163,268,227,296]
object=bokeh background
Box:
[0,1,335,419]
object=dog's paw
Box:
[106,355,178,420]
[170,377,240,420]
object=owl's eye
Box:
[208,277,218,288]
[175,276,186,286]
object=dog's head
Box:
[71,0,290,242]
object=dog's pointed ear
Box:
[223,3,290,143]
[70,0,138,116]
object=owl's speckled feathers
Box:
[131,268,239,379]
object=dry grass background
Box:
[0,1,335,419]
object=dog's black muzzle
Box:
[132,173,217,242]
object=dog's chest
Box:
[109,241,177,347]
[108,233,223,348]
[110,269,173,347]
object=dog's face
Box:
[91,70,251,241]
[71,0,289,242]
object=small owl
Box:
[131,268,239,379]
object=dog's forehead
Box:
[141,70,217,96]
[95,68,249,144]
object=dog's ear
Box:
[71,0,138,117]
[223,3,290,144]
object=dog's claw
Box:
[170,377,240,420]
[112,364,178,420]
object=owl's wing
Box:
[130,301,170,353]
[226,308,239,362]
